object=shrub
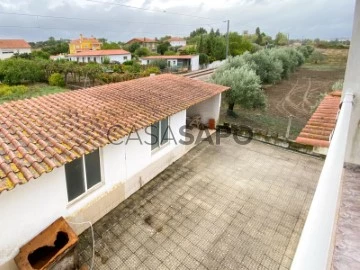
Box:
[0,85,28,99]
[142,66,161,76]
[212,65,265,110]
[122,62,141,73]
[309,51,326,64]
[122,60,134,66]
[164,51,176,56]
[149,59,167,70]
[269,49,294,79]
[243,50,283,84]
[102,56,111,64]
[199,53,209,65]
[48,73,65,87]
[135,47,150,57]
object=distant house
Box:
[50,54,67,61]
[141,55,200,71]
[167,37,187,47]
[126,37,158,52]
[0,39,31,60]
[0,74,228,269]
[67,49,131,64]
[69,34,102,54]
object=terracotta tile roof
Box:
[70,36,101,45]
[68,49,130,57]
[296,91,341,147]
[0,74,229,193]
[0,39,31,49]
[126,37,157,44]
[141,55,197,60]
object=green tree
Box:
[228,32,253,56]
[212,65,265,111]
[135,47,150,57]
[199,53,209,65]
[190,27,208,38]
[48,73,65,87]
[157,41,171,55]
[101,42,121,49]
[128,42,141,53]
[309,51,326,64]
[275,32,288,46]
[255,27,263,45]
[82,63,102,86]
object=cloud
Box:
[0,0,355,42]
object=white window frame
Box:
[151,117,170,153]
[65,149,105,205]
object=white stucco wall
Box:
[0,110,189,269]
[169,40,186,47]
[0,48,31,60]
[190,55,200,71]
[344,0,360,165]
[186,93,222,125]
[69,54,131,64]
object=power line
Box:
[0,25,192,37]
[0,11,220,27]
[86,0,220,21]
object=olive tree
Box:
[212,65,266,111]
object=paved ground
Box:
[77,137,323,270]
[332,164,360,269]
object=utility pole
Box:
[225,20,230,59]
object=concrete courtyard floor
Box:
[77,137,324,270]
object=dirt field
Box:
[219,49,348,140]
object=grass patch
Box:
[0,83,68,104]
[302,63,345,72]
[219,106,305,140]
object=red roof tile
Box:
[126,38,157,44]
[68,49,130,57]
[0,39,31,49]
[167,37,186,42]
[296,91,341,147]
[0,74,229,193]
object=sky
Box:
[0,0,356,42]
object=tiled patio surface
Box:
[332,164,360,269]
[77,137,323,270]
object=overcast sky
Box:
[0,0,356,42]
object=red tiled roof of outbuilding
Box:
[296,91,341,147]
[0,74,229,193]
[0,39,31,49]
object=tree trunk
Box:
[228,102,235,111]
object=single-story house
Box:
[0,74,228,269]
[141,55,200,71]
[50,54,67,61]
[296,91,341,155]
[126,37,158,52]
[167,37,187,47]
[67,49,131,64]
[0,39,31,60]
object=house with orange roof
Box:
[167,37,187,47]
[0,39,31,60]
[69,34,102,54]
[68,49,131,64]
[126,37,158,51]
[296,91,342,154]
[0,74,228,269]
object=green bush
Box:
[122,60,134,66]
[243,51,283,84]
[199,53,209,65]
[0,58,46,85]
[0,85,28,98]
[48,73,65,87]
[143,66,161,76]
[149,59,167,70]
[212,65,265,110]
[309,51,326,64]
